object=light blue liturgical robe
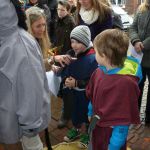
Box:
[0,0,51,144]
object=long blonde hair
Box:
[138,0,150,12]
[101,0,111,7]
[26,6,51,58]
[76,0,111,24]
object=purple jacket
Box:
[79,15,112,41]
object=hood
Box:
[0,0,18,41]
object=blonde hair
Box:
[138,0,150,12]
[26,6,51,58]
[76,0,111,24]
[101,0,111,7]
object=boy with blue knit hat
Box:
[58,25,98,145]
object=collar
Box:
[76,47,95,58]
[98,66,121,75]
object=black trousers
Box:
[138,67,150,123]
[62,90,74,120]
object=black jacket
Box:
[53,15,75,54]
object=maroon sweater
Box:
[86,68,140,127]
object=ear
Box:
[101,53,105,57]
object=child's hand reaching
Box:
[51,65,62,73]
[65,76,76,89]
[88,116,92,122]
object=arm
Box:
[88,101,93,121]
[108,125,129,150]
[17,64,50,136]
[77,78,89,89]
[16,55,50,137]
[129,12,141,45]
[112,11,123,30]
[129,12,144,53]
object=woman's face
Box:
[31,17,46,39]
[30,0,38,4]
[78,0,92,10]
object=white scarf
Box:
[79,7,99,25]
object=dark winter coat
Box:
[130,10,150,68]
[53,15,75,54]
[77,14,112,41]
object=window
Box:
[110,0,126,5]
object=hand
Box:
[88,116,92,122]
[51,65,62,73]
[54,55,72,67]
[65,76,76,88]
[134,42,144,53]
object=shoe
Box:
[57,118,68,129]
[64,128,80,142]
[78,133,89,148]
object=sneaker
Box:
[78,133,89,148]
[64,128,80,142]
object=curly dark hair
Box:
[10,0,28,30]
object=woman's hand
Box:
[54,55,72,67]
[65,76,76,88]
[134,42,144,53]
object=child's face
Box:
[71,39,87,55]
[57,4,69,18]
[95,48,109,66]
[30,0,38,4]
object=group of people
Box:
[0,0,150,150]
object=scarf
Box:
[79,7,99,25]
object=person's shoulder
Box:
[92,67,102,76]
[117,75,139,88]
[19,29,38,46]
[64,15,75,23]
